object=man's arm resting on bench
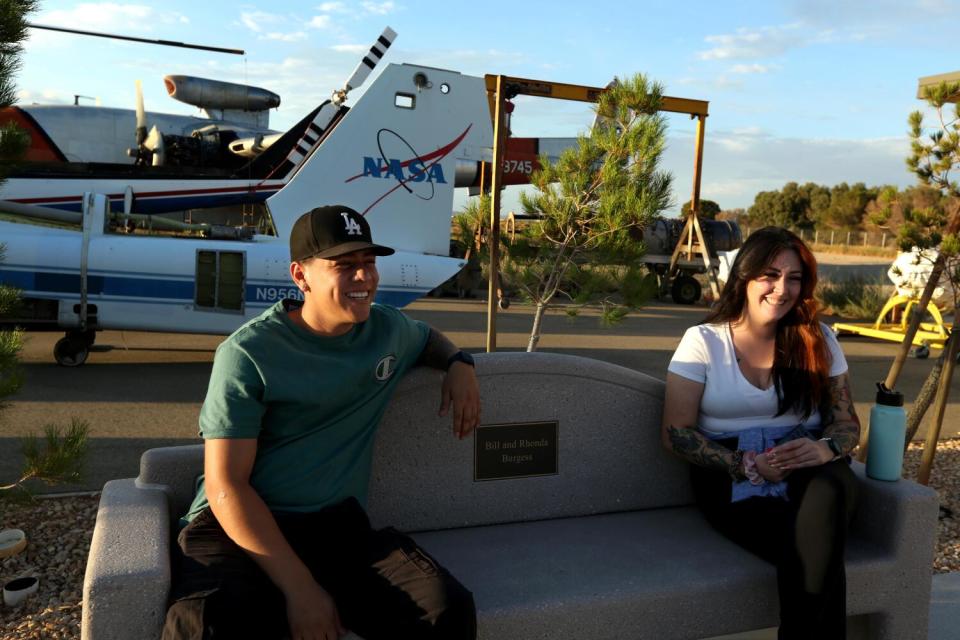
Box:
[417,326,481,439]
[204,438,346,639]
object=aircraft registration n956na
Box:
[0,57,493,366]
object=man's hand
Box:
[285,579,345,640]
[439,361,481,439]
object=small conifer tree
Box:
[502,74,670,351]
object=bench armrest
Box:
[82,478,171,640]
[850,461,939,556]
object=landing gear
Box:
[671,275,701,305]
[54,329,96,367]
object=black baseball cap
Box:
[289,205,395,261]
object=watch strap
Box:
[446,350,475,370]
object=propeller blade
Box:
[135,80,146,144]
[339,26,396,98]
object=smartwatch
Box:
[446,350,475,370]
[820,437,843,461]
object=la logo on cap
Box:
[341,212,363,236]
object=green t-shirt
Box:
[182,300,429,524]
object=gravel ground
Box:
[1,441,959,639]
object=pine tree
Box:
[0,1,91,498]
[0,0,37,410]
[502,74,668,351]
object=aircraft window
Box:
[440,83,450,94]
[196,250,245,312]
[395,93,415,109]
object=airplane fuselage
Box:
[0,218,462,335]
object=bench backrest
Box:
[139,351,694,533]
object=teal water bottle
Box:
[866,383,906,481]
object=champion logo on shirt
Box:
[375,355,398,381]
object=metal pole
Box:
[882,233,887,248]
[846,230,851,245]
[830,230,835,245]
[28,23,245,55]
[918,330,960,484]
[815,229,819,244]
[691,115,706,215]
[486,76,508,353]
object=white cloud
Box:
[308,15,333,29]
[239,10,290,33]
[317,1,348,11]
[361,1,396,15]
[16,88,73,105]
[34,3,189,35]
[730,63,776,74]
[331,43,368,53]
[698,25,804,61]
[263,31,308,42]
[661,129,913,210]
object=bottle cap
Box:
[876,382,904,407]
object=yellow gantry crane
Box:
[480,74,710,351]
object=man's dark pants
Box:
[162,498,476,639]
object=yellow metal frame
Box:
[833,294,951,349]
[481,74,710,351]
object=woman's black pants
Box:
[161,498,476,640]
[691,458,859,640]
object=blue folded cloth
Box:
[706,425,820,503]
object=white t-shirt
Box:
[667,322,848,435]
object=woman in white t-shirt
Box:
[662,226,861,640]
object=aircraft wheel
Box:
[54,338,89,367]
[671,275,701,305]
[911,342,931,360]
[498,297,510,310]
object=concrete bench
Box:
[82,351,939,639]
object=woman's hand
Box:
[767,438,833,471]
[755,452,789,482]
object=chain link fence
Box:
[743,227,894,249]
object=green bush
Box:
[817,276,893,320]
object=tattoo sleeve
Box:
[416,326,459,370]
[664,425,744,479]
[822,374,861,456]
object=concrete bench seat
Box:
[82,352,939,639]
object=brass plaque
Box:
[474,421,558,481]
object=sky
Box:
[16,0,960,215]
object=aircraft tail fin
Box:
[266,62,493,257]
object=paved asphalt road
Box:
[2,254,957,494]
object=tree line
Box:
[717,182,958,234]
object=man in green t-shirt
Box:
[163,206,480,640]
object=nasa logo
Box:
[361,157,447,184]
[375,354,397,381]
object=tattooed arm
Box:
[821,372,861,456]
[661,372,746,480]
